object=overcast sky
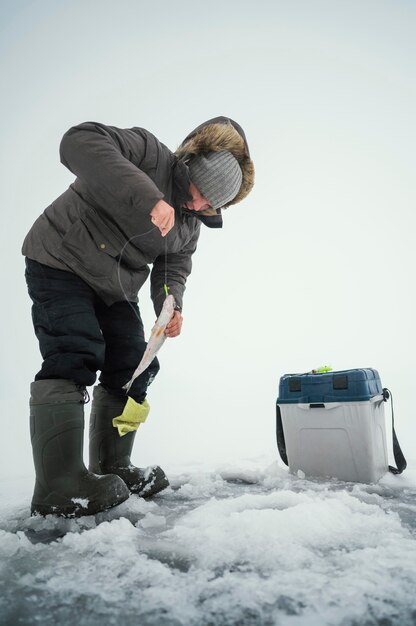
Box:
[0,0,415,477]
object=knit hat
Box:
[187,151,243,209]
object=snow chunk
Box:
[138,513,167,529]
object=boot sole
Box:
[31,490,130,518]
[134,475,170,498]
[93,465,170,498]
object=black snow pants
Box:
[25,258,160,403]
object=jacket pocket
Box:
[58,218,150,305]
[82,208,155,267]
[59,219,117,280]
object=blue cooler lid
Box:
[277,368,383,404]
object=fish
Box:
[123,294,176,393]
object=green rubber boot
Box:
[89,385,169,497]
[30,379,130,517]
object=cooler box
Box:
[276,368,389,483]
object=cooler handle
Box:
[297,402,342,411]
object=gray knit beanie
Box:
[188,151,243,209]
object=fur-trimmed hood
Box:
[176,116,254,208]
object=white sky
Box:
[0,0,415,476]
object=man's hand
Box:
[150,200,175,237]
[165,311,183,338]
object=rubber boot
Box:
[89,385,169,497]
[30,379,130,517]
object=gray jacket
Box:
[22,117,254,315]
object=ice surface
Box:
[1,456,416,626]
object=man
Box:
[22,116,254,517]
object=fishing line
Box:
[164,236,170,296]
[116,225,169,323]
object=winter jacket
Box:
[22,116,254,315]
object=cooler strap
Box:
[383,388,407,475]
[276,405,289,466]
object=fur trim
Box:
[176,121,254,206]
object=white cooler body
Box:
[278,395,388,483]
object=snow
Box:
[71,498,89,508]
[1,456,416,626]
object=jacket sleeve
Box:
[59,122,164,227]
[150,227,200,316]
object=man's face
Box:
[183,182,212,212]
